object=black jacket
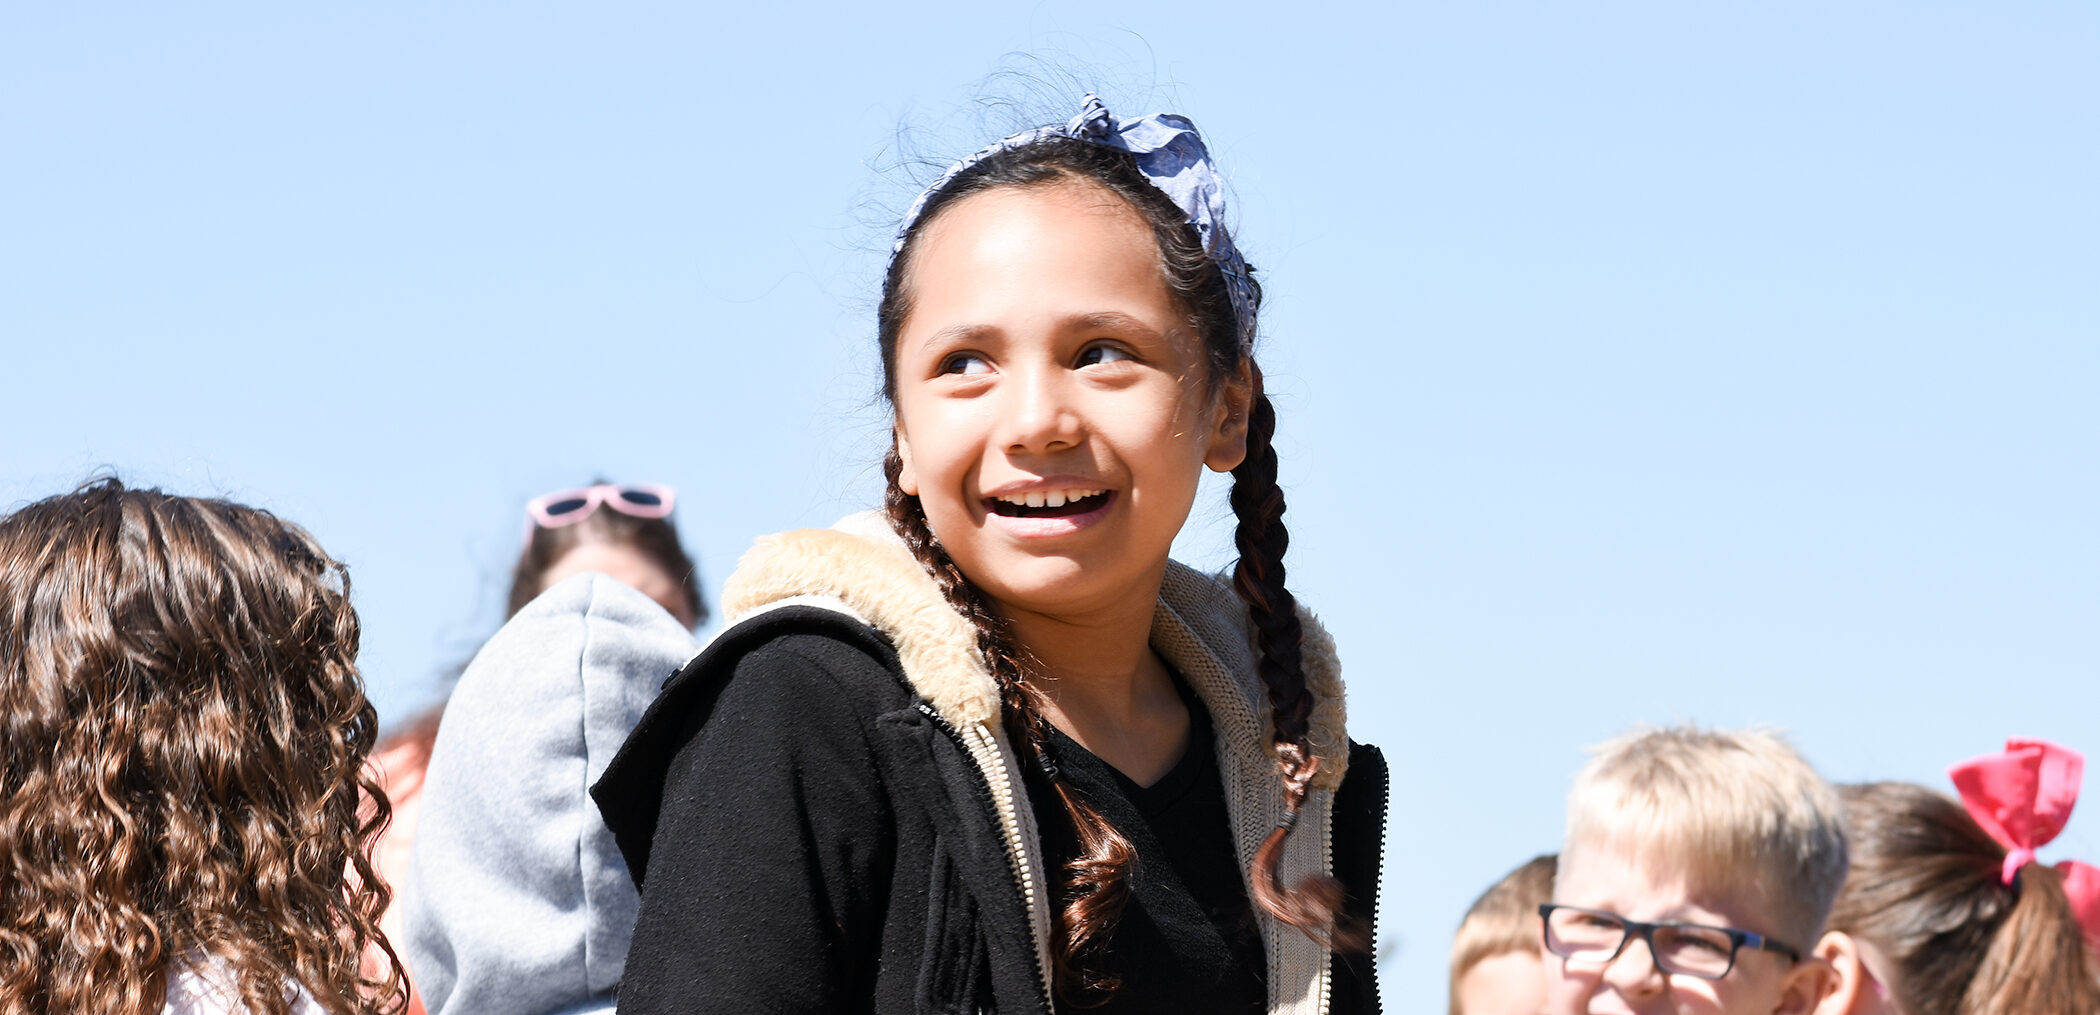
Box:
[593,521,1388,1014]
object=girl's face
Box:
[891,181,1250,622]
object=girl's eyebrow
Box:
[918,312,1159,353]
[919,323,999,352]
[1068,311,1161,337]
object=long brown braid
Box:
[882,448,1136,1000]
[1232,371,1365,952]
[876,134,1361,997]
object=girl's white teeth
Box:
[997,488,1103,507]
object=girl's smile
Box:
[890,179,1250,622]
[982,482,1116,538]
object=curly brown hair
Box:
[0,480,406,1015]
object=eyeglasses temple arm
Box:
[1742,931,1801,963]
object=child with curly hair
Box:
[0,479,404,1015]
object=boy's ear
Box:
[895,432,919,497]
[1772,955,1838,1015]
[1203,361,1255,474]
[1803,932,1871,1015]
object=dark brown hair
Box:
[878,135,1359,1002]
[1829,782,2100,1015]
[506,487,706,627]
[0,479,403,1015]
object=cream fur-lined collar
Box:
[719,511,1350,789]
[721,511,1354,1014]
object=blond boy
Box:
[1451,854,1557,1015]
[1545,726,1848,1014]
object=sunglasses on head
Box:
[525,483,677,531]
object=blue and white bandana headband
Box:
[891,94,1258,353]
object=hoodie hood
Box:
[403,573,701,1015]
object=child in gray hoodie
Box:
[403,573,699,1015]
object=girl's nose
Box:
[1000,364,1082,455]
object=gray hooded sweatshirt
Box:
[403,573,700,1015]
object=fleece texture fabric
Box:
[720,516,1357,1008]
[401,573,700,1015]
[593,513,1387,1015]
[596,608,1060,1014]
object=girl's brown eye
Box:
[1077,344,1135,368]
[940,353,991,375]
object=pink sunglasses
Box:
[525,483,677,531]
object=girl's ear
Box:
[1203,360,1255,473]
[896,433,920,497]
[1805,932,1874,1015]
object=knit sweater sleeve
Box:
[614,632,899,1014]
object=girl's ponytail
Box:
[1960,861,2099,1015]
[1230,367,1369,954]
[1828,781,2100,1015]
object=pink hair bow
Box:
[1948,737,2100,949]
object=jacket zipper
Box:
[1319,801,1334,1015]
[1355,753,1393,1015]
[916,700,1055,1013]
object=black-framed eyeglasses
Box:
[1539,904,1801,981]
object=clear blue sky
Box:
[5,3,2095,1007]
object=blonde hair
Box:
[1450,854,1556,1015]
[1562,725,1848,947]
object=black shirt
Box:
[1027,683,1269,1015]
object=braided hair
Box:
[877,137,1359,1000]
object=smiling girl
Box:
[593,96,1388,1015]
